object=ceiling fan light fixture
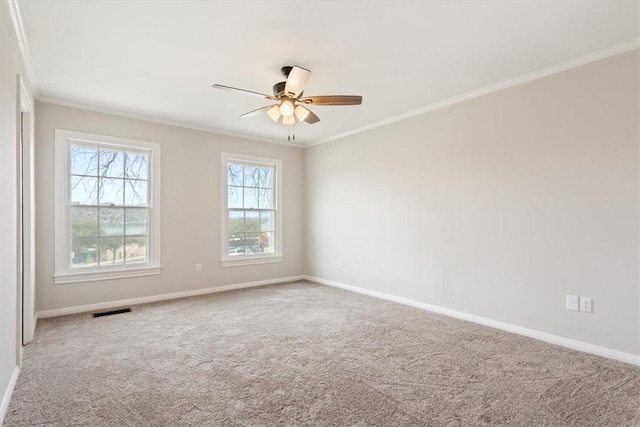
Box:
[267,105,281,122]
[213,65,362,136]
[282,115,295,126]
[280,99,295,117]
[294,105,310,122]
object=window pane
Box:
[228,163,243,186]
[99,237,124,266]
[245,211,259,233]
[99,208,124,236]
[99,149,125,178]
[223,157,277,259]
[125,152,148,180]
[70,146,98,176]
[71,207,98,238]
[259,167,273,188]
[228,186,243,209]
[229,211,244,233]
[71,176,98,205]
[125,208,148,236]
[244,187,258,209]
[71,237,98,268]
[229,233,244,256]
[259,211,274,231]
[260,232,274,254]
[125,179,148,206]
[99,178,124,206]
[244,232,260,254]
[258,188,273,209]
[244,165,259,187]
[125,236,147,264]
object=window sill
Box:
[221,255,283,268]
[54,265,162,284]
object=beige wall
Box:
[35,102,305,312]
[305,50,640,356]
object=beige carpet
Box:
[5,281,640,426]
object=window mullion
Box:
[123,206,127,266]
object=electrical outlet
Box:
[566,295,579,311]
[338,259,343,268]
[196,263,202,272]
[580,297,592,313]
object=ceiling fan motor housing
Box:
[273,81,286,97]
[280,66,293,77]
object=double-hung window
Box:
[221,152,283,267]
[54,130,161,284]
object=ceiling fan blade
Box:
[295,105,320,124]
[239,105,275,118]
[212,84,276,100]
[284,66,311,98]
[298,95,362,106]
[304,109,320,124]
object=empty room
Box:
[1,1,639,425]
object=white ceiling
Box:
[17,1,640,145]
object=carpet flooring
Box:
[4,281,640,426]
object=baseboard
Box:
[36,275,305,319]
[304,275,640,367]
[0,366,20,425]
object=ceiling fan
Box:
[212,66,362,130]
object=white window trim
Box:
[221,152,283,267]
[54,129,162,284]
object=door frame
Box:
[19,76,35,347]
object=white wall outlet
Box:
[338,259,343,268]
[566,295,579,311]
[580,297,593,313]
[196,263,202,272]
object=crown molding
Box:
[306,39,640,147]
[7,0,38,96]
[36,97,302,148]
[18,0,637,151]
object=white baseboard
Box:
[304,275,640,367]
[36,275,305,319]
[0,366,20,425]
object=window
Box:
[54,130,161,284]
[221,152,282,267]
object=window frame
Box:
[221,152,283,267]
[54,129,162,284]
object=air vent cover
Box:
[92,308,132,318]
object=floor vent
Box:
[92,308,132,318]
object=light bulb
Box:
[280,99,294,117]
